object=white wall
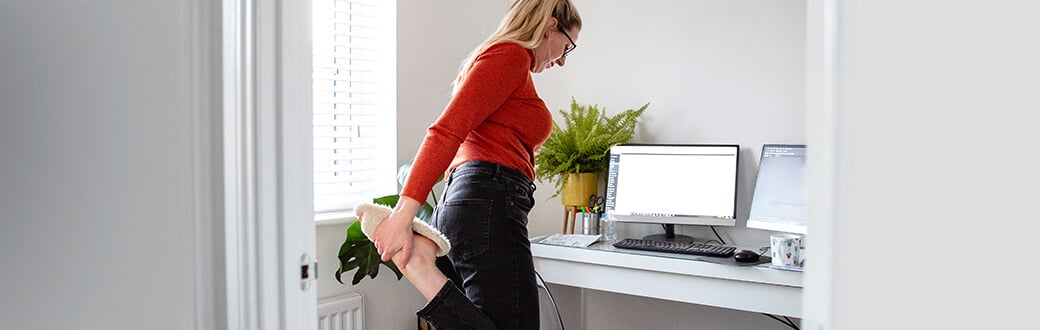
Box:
[395,0,514,168]
[0,1,223,329]
[811,1,1040,329]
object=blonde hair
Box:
[453,0,582,91]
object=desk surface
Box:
[530,236,803,317]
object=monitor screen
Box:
[605,144,739,227]
[747,144,808,234]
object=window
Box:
[312,0,396,215]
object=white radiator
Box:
[318,293,364,330]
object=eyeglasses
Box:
[558,27,577,57]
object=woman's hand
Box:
[371,196,422,267]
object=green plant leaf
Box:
[397,162,413,188]
[372,194,435,222]
[335,221,404,285]
[372,194,399,208]
[396,161,444,206]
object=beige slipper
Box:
[354,202,451,257]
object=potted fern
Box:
[535,98,648,205]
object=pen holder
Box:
[581,212,601,235]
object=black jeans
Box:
[417,160,538,330]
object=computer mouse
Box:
[734,250,761,263]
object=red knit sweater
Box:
[400,42,553,202]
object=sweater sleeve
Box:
[399,43,531,202]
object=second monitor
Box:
[746,144,808,235]
[605,144,740,240]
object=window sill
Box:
[315,211,357,227]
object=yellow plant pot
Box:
[561,172,599,207]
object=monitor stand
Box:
[643,224,695,242]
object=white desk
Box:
[530,237,803,317]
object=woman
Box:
[369,0,582,328]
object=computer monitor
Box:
[747,144,808,234]
[604,144,739,241]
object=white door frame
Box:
[222,0,316,328]
[803,0,837,329]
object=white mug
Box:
[770,233,802,267]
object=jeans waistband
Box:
[449,160,535,191]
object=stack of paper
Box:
[538,234,602,247]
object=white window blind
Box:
[312,0,396,214]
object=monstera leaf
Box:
[334,162,441,285]
[335,217,403,285]
[372,194,436,223]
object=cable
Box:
[761,312,798,326]
[534,270,565,330]
[762,313,799,329]
[707,225,723,244]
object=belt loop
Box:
[493,162,501,182]
[446,167,456,186]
